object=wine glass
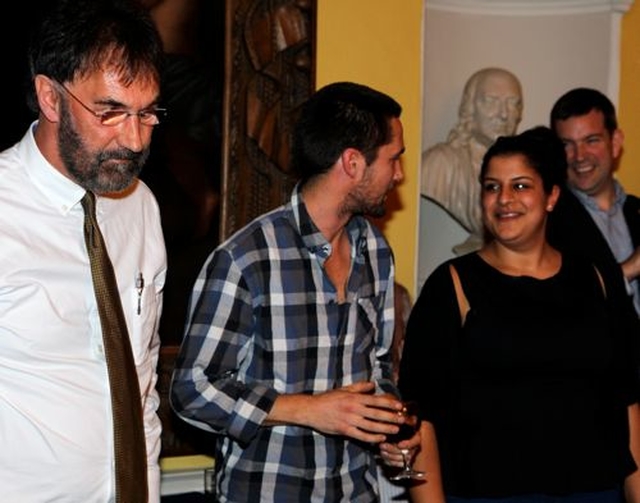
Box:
[387,401,425,481]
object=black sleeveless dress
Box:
[399,252,638,498]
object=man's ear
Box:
[612,128,624,160]
[339,148,364,179]
[34,75,62,123]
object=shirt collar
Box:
[19,121,86,215]
[289,182,369,260]
[570,179,626,214]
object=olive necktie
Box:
[81,192,148,503]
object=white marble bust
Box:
[421,67,523,252]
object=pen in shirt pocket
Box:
[136,272,144,315]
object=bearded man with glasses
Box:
[0,0,167,501]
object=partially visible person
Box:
[421,67,523,252]
[377,282,413,503]
[400,126,640,502]
[0,0,167,501]
[548,87,640,317]
[390,282,412,385]
[171,81,414,502]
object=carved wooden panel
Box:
[220,0,316,240]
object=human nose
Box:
[497,100,509,119]
[563,143,576,163]
[119,116,148,152]
[573,141,587,162]
[394,160,405,184]
[497,186,513,204]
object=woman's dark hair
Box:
[480,126,567,194]
[290,81,402,182]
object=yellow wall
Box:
[620,2,640,194]
[316,0,423,296]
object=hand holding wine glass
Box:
[387,400,425,481]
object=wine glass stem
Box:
[400,449,410,471]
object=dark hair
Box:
[27,0,164,112]
[480,126,567,193]
[549,87,617,134]
[291,81,402,182]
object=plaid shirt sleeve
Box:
[170,246,279,445]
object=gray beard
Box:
[57,103,148,193]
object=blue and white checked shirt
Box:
[171,184,397,502]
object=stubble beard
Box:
[345,184,389,219]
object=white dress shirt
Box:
[0,123,166,502]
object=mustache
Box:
[97,148,148,164]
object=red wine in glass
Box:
[388,401,425,481]
[386,422,417,445]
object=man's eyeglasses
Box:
[55,81,167,127]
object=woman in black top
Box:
[399,127,640,503]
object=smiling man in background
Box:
[549,87,640,318]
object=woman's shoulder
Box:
[447,252,485,276]
[429,254,473,278]
[424,253,484,291]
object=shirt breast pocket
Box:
[355,294,383,353]
[128,273,161,357]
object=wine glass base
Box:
[389,470,426,481]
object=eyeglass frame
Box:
[53,80,167,127]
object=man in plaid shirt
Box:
[171,81,409,502]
